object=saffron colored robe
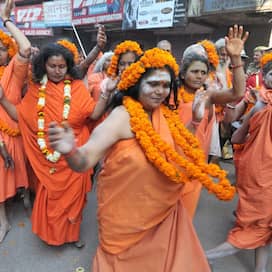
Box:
[0,57,29,202]
[92,107,211,272]
[228,94,272,249]
[178,100,215,218]
[17,79,95,245]
[88,72,106,102]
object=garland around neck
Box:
[37,75,72,163]
[123,96,235,201]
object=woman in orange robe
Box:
[0,0,31,243]
[48,48,237,271]
[206,52,272,272]
[0,42,114,246]
[178,26,248,218]
[88,51,113,101]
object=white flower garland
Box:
[37,75,71,163]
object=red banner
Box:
[14,4,53,36]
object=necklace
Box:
[0,66,5,79]
[37,75,71,163]
[178,86,195,103]
[123,96,235,201]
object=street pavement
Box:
[1,160,271,272]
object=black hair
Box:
[178,52,210,87]
[32,43,81,83]
[109,65,178,110]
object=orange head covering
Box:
[0,30,17,59]
[198,40,219,69]
[118,47,179,91]
[107,40,143,78]
[57,39,79,64]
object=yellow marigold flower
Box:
[0,30,17,59]
[198,40,219,68]
[260,52,272,68]
[57,40,79,64]
[107,40,143,77]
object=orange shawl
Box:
[228,97,272,249]
[17,79,95,245]
[178,100,215,218]
[0,56,29,202]
[93,107,211,271]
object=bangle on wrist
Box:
[18,51,30,59]
[3,19,13,28]
[100,91,110,100]
[64,144,78,159]
[230,63,243,69]
[95,44,102,51]
[0,141,4,147]
[191,120,200,127]
[226,103,236,109]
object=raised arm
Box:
[209,25,249,105]
[48,106,133,172]
[77,24,107,77]
[1,0,31,62]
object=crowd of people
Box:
[0,0,271,271]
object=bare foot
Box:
[206,242,240,260]
[0,224,11,243]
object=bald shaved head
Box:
[157,40,172,53]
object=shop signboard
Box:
[173,0,186,26]
[203,0,272,13]
[72,0,124,25]
[43,0,72,27]
[14,4,53,36]
[136,0,176,29]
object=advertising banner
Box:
[72,0,123,25]
[203,0,272,13]
[136,0,176,29]
[14,4,53,36]
[43,0,72,27]
[173,0,186,26]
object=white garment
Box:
[209,120,222,157]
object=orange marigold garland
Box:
[0,30,17,59]
[199,40,219,69]
[107,40,143,78]
[0,66,5,79]
[118,48,179,91]
[57,40,79,64]
[260,52,272,68]
[0,119,20,137]
[123,96,236,201]
[178,85,196,103]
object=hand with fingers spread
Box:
[225,25,249,58]
[48,121,76,155]
[96,24,107,50]
[192,88,209,122]
[101,76,120,94]
[0,0,13,21]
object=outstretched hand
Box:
[96,24,107,50]
[1,0,13,21]
[48,121,76,155]
[225,25,249,57]
[192,88,209,122]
